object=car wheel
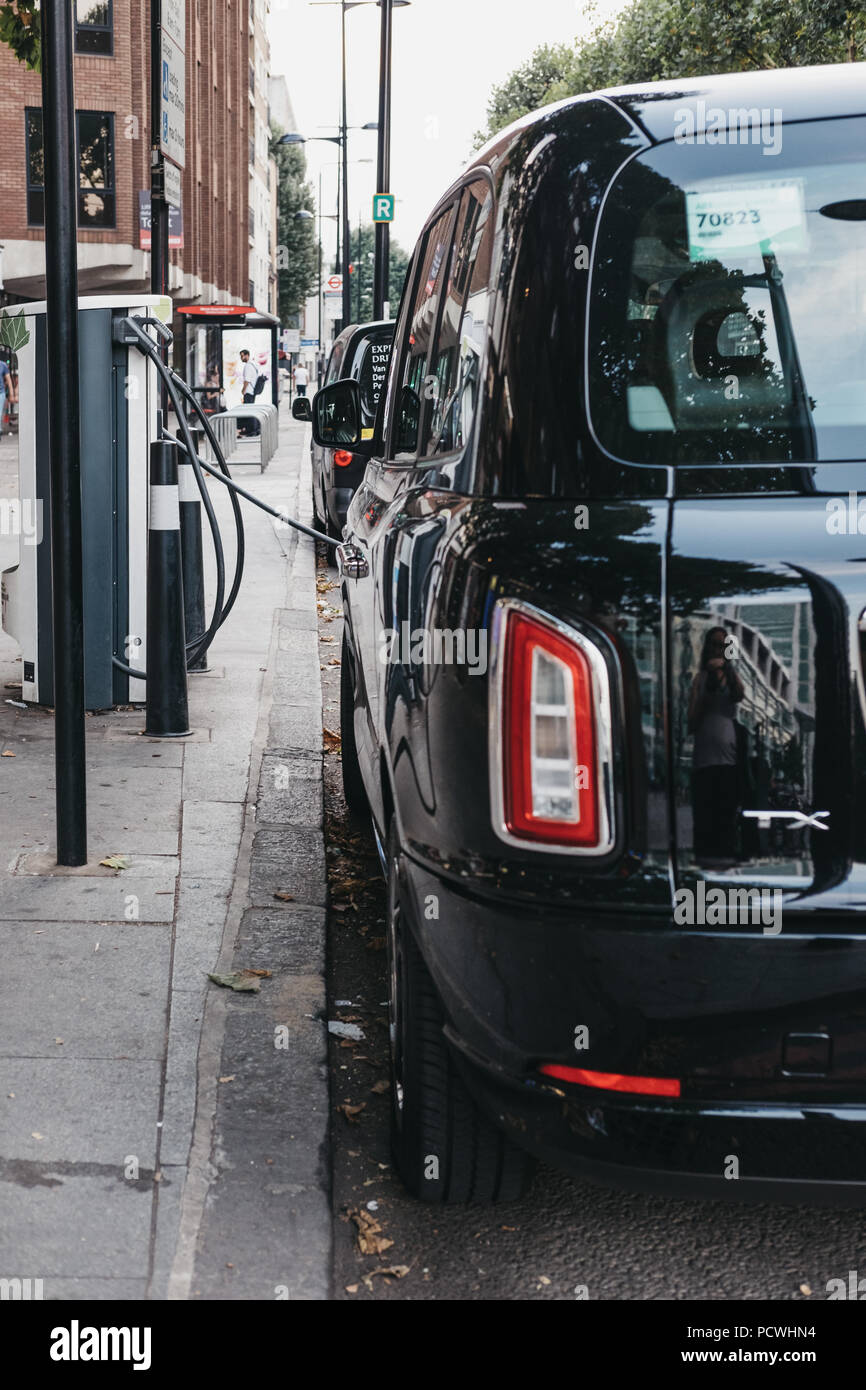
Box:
[339,631,370,816]
[385,822,535,1204]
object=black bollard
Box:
[144,440,191,737]
[176,424,208,672]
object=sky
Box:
[267,0,628,266]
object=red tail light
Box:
[539,1065,681,1098]
[333,449,354,468]
[490,601,614,854]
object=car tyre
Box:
[385,823,535,1204]
[339,631,370,817]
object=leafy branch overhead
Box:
[0,1,41,71]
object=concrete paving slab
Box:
[249,826,327,908]
[257,751,323,828]
[0,1060,162,1165]
[0,1175,156,1278]
[0,922,171,1059]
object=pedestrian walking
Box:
[0,358,14,436]
[239,348,260,436]
[294,361,309,397]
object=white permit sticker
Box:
[686,179,807,261]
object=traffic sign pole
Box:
[373,0,394,320]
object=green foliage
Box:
[0,1,41,71]
[270,126,321,325]
[476,0,866,144]
[347,221,411,325]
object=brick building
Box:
[0,1,271,314]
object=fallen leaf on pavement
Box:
[370,1079,390,1094]
[208,969,271,993]
[218,1075,235,1084]
[338,1102,367,1125]
[349,1207,394,1257]
[100,854,130,871]
[800,1284,812,1296]
[362,1265,410,1291]
[323,728,342,753]
[365,937,386,952]
[2,750,15,757]
[273,892,294,902]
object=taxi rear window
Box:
[588,116,866,466]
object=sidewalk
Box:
[0,415,330,1300]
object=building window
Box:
[25,108,116,229]
[249,61,255,96]
[75,1,113,56]
[249,136,255,168]
[77,111,115,226]
[26,108,44,226]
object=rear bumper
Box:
[399,853,866,1202]
[450,1038,866,1204]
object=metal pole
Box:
[318,170,323,351]
[373,0,393,319]
[151,0,169,413]
[356,216,362,320]
[340,1,352,328]
[41,0,87,866]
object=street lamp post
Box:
[311,1,406,323]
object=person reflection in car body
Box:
[688,626,746,863]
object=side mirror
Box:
[312,378,362,449]
[292,396,312,422]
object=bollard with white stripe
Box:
[176,425,208,672]
[144,439,191,737]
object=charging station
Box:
[2,294,170,710]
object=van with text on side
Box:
[294,319,393,538]
[312,64,866,1204]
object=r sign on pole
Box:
[160,0,185,169]
[373,194,395,223]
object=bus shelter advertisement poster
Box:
[222,329,272,408]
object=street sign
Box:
[326,274,343,292]
[139,190,183,248]
[283,329,301,352]
[162,0,185,50]
[163,160,182,209]
[373,194,395,223]
[159,0,186,169]
[300,338,318,348]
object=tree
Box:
[475,0,866,145]
[347,221,411,324]
[270,126,320,327]
[0,1,41,70]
